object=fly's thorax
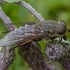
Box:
[36,20,59,35]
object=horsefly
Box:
[0,20,67,47]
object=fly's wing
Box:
[18,41,50,70]
[0,7,15,70]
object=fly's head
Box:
[57,20,68,40]
[58,20,67,35]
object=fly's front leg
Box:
[56,35,67,43]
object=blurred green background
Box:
[0,0,70,70]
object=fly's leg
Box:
[62,35,67,40]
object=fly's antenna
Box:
[67,29,70,32]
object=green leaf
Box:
[4,0,21,3]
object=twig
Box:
[0,7,16,31]
[0,7,15,70]
[58,58,70,70]
[18,42,51,70]
[16,1,70,70]
[16,0,44,21]
[0,0,4,3]
[16,1,52,70]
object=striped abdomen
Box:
[0,23,45,47]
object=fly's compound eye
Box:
[58,20,67,35]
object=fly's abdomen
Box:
[0,23,42,47]
[24,24,37,39]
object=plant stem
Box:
[0,7,15,70]
[17,0,44,21]
[0,7,16,31]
